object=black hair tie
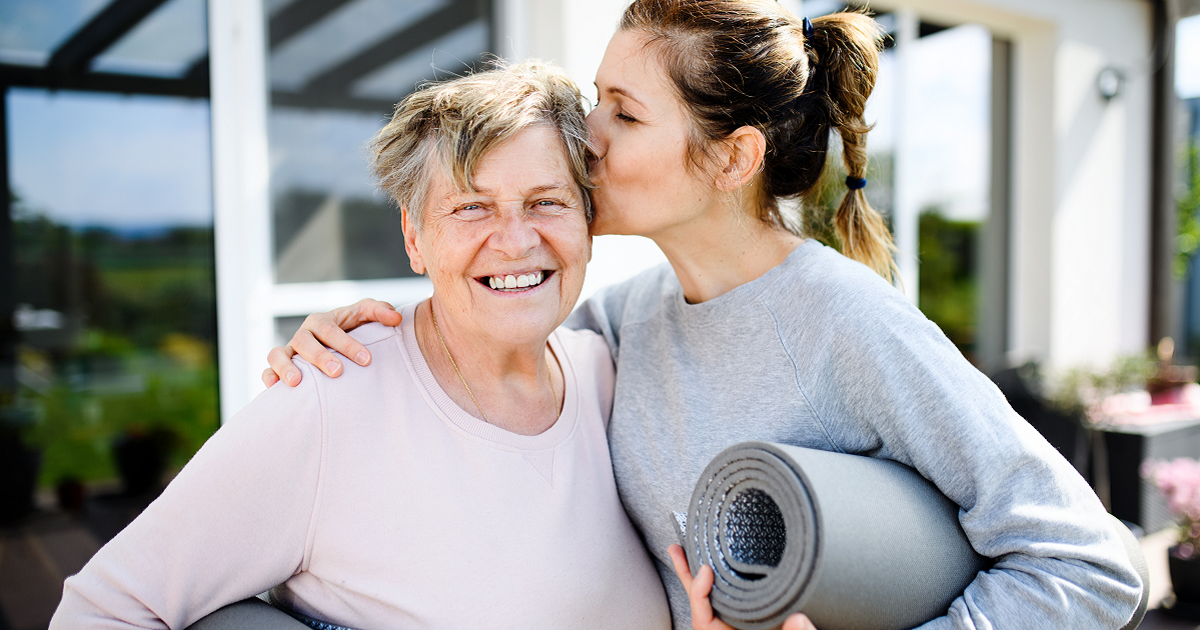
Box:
[846,176,867,190]
[802,17,814,40]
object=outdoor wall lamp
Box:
[1097,66,1125,101]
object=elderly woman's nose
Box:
[490,212,542,257]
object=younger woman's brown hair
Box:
[620,0,898,281]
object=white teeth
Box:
[487,272,546,291]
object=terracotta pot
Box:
[1170,545,1200,603]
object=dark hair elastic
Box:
[802,17,814,40]
[846,176,867,190]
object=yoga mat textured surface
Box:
[684,442,990,630]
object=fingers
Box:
[669,545,732,630]
[688,564,719,627]
[266,344,301,387]
[291,327,345,378]
[332,299,402,331]
[262,367,280,388]
[351,298,402,328]
[668,544,694,590]
[670,546,811,630]
[782,614,818,630]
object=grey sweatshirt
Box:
[568,239,1141,630]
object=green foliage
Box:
[25,357,219,486]
[9,204,220,487]
[800,150,894,252]
[917,209,979,357]
[1048,353,1157,415]
[1178,140,1200,278]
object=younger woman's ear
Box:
[714,125,767,192]
[401,209,426,275]
[715,124,763,190]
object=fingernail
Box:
[286,372,299,386]
[327,360,341,375]
[355,351,369,365]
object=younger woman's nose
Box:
[585,110,607,158]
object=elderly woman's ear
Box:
[401,209,426,275]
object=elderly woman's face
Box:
[403,125,591,345]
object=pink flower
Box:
[1145,458,1200,523]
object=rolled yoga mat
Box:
[682,442,991,630]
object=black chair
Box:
[185,597,308,630]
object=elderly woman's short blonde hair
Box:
[371,59,593,229]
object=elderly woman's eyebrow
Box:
[467,183,577,197]
[525,183,576,196]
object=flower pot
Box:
[0,425,41,523]
[1170,546,1200,604]
[112,429,173,497]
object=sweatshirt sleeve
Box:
[793,275,1142,629]
[50,360,327,630]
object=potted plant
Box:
[1144,458,1200,606]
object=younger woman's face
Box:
[586,29,716,238]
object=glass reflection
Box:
[5,88,217,506]
[91,0,209,78]
[0,0,113,66]
[266,0,493,284]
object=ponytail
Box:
[808,12,898,282]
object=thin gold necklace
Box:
[429,303,559,425]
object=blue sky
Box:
[7,88,212,230]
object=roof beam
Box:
[48,0,173,73]
[0,64,208,99]
[268,89,394,114]
[303,0,476,94]
[268,0,357,49]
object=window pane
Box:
[6,88,218,496]
[90,0,209,78]
[0,0,114,66]
[266,0,493,284]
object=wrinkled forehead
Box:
[421,124,582,209]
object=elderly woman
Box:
[49,61,670,630]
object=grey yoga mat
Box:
[682,442,991,630]
[683,441,1150,630]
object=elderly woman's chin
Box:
[472,271,583,343]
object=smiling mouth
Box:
[479,271,552,292]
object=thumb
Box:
[782,613,817,630]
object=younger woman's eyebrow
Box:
[598,84,647,109]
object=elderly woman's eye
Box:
[616,112,637,123]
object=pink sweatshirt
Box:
[51,304,671,630]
